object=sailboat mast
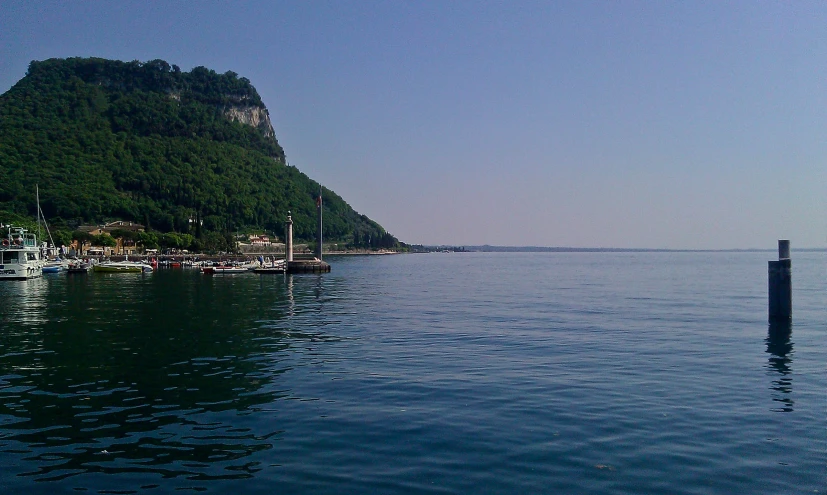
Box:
[36,185,41,242]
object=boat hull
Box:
[252,267,285,274]
[0,265,43,280]
[0,262,43,280]
[201,266,249,274]
[93,263,152,273]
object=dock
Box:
[286,259,331,273]
[284,205,331,274]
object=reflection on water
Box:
[765,320,793,413]
[287,274,295,318]
[0,277,49,328]
[0,270,336,491]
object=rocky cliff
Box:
[223,105,277,142]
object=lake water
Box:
[0,252,823,494]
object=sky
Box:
[1,1,824,249]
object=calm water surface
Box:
[0,252,824,494]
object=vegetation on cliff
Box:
[0,57,401,251]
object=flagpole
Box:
[316,185,323,261]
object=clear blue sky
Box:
[1,1,824,248]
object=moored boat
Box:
[201,265,249,274]
[67,260,91,274]
[252,259,286,274]
[93,261,153,273]
[42,259,68,273]
[252,266,285,274]
[0,226,44,280]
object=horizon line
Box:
[410,245,826,253]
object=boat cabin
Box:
[1,251,39,264]
[0,227,44,279]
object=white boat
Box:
[201,265,249,274]
[252,259,286,274]
[92,261,154,273]
[0,226,45,280]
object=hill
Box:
[0,57,400,250]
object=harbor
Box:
[1,209,332,278]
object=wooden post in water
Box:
[768,240,791,321]
[285,212,293,262]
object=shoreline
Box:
[94,250,401,263]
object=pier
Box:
[284,209,330,274]
[286,258,331,273]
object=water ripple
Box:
[0,254,824,493]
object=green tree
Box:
[52,229,73,247]
[159,232,183,249]
[137,231,158,249]
[199,231,229,253]
[109,228,138,242]
[178,233,194,250]
[72,231,93,244]
[92,233,116,247]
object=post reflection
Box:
[765,320,793,413]
[287,273,295,317]
[313,274,323,300]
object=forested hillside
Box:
[0,57,400,250]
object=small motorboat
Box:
[201,265,249,274]
[93,261,154,273]
[252,259,286,274]
[252,266,285,274]
[67,260,91,274]
[42,260,67,273]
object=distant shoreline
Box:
[421,246,827,253]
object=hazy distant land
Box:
[414,245,826,253]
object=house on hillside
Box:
[248,234,272,246]
[75,221,146,255]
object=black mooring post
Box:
[768,240,791,321]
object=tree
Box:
[200,231,229,253]
[92,233,116,247]
[178,233,194,250]
[109,228,139,254]
[52,229,73,247]
[159,232,183,249]
[109,228,135,241]
[72,231,93,244]
[137,231,158,250]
